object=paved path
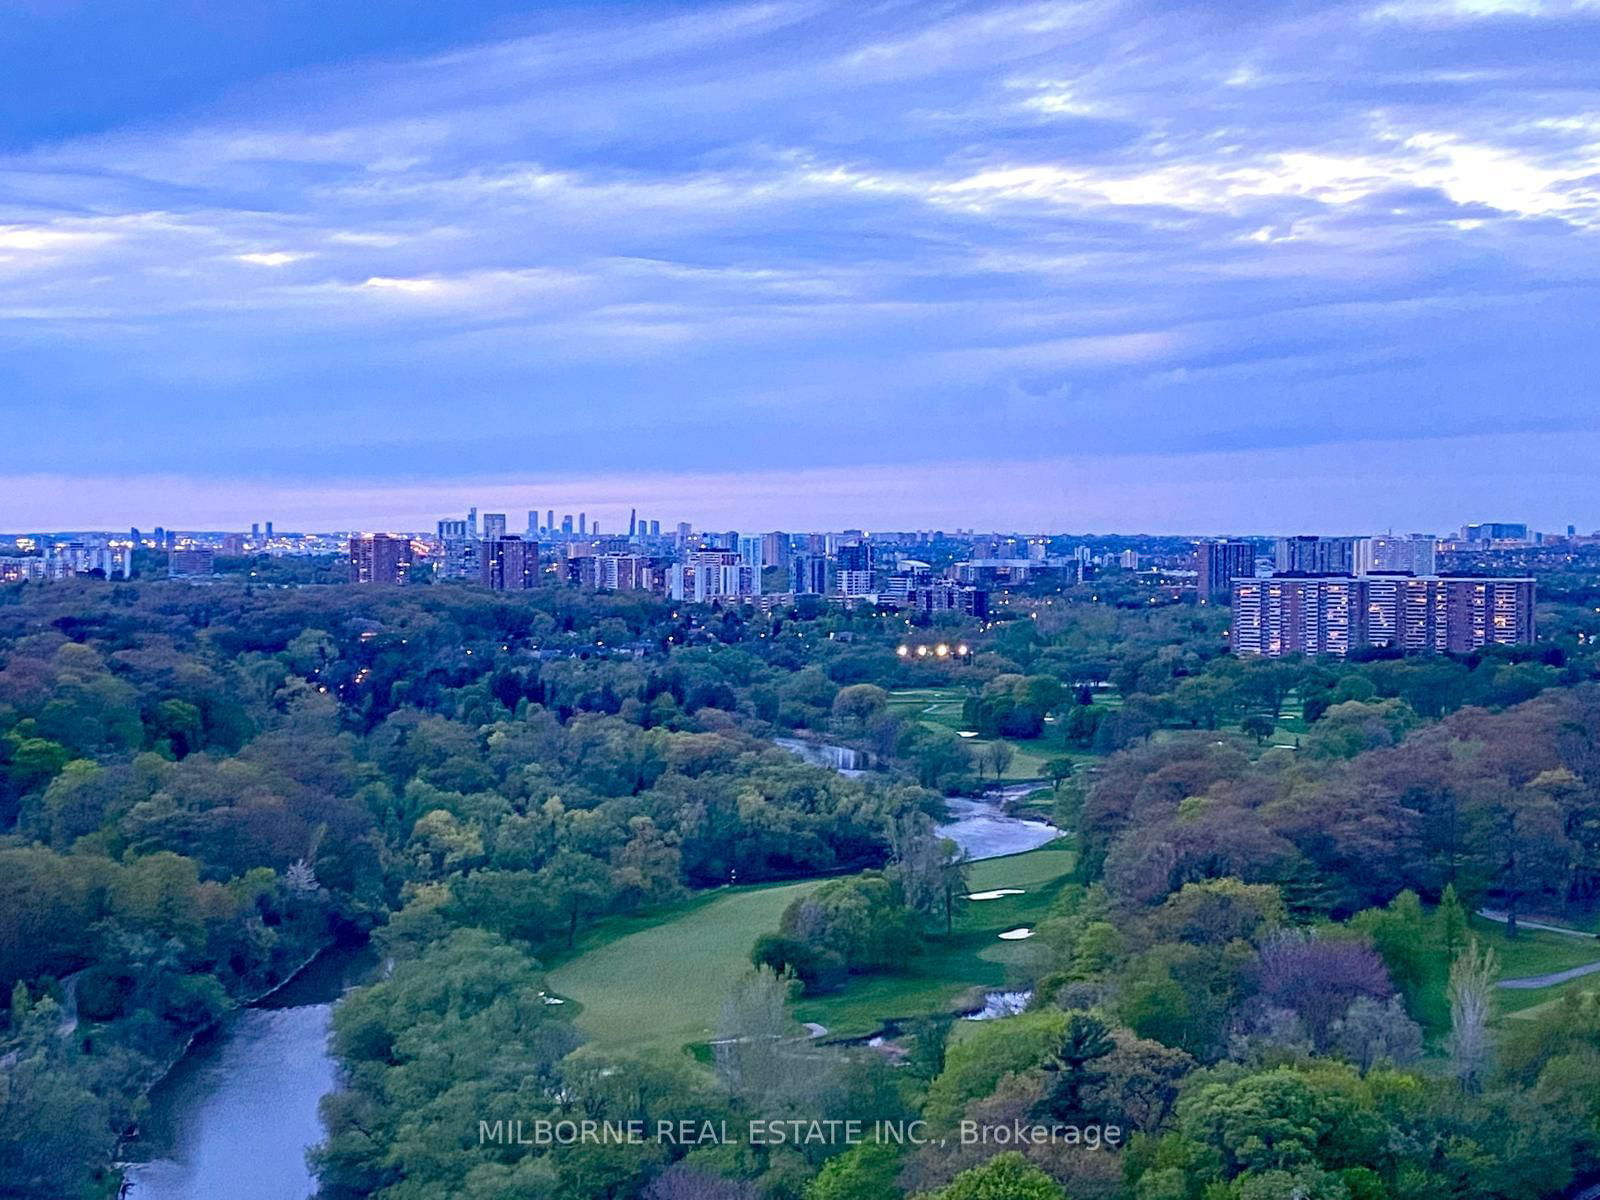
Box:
[1475,909,1600,990]
[1498,960,1600,990]
[1477,909,1600,939]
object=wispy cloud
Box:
[1,0,1599,528]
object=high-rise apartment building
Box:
[761,532,789,571]
[436,518,479,580]
[908,582,990,619]
[669,550,758,602]
[1364,576,1535,652]
[835,542,875,597]
[1275,535,1357,576]
[168,547,216,578]
[1233,575,1534,657]
[738,535,764,572]
[350,534,414,585]
[579,553,653,591]
[791,554,827,595]
[1196,540,1256,603]
[1355,535,1436,577]
[1462,522,1529,543]
[480,536,539,591]
[483,513,508,541]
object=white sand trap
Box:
[998,927,1035,940]
[967,888,1026,901]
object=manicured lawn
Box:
[545,879,820,1053]
[1401,914,1600,1028]
[793,844,1078,1039]
[886,687,1099,782]
[545,844,1079,1054]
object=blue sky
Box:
[3,0,1599,533]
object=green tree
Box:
[928,1152,1063,1200]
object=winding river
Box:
[120,748,1058,1199]
[121,945,377,1200]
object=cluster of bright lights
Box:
[896,642,970,659]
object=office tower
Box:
[650,520,661,537]
[480,536,539,591]
[265,521,273,538]
[546,510,554,533]
[349,534,414,585]
[527,511,539,537]
[1233,574,1534,658]
[468,507,478,537]
[1196,540,1256,603]
[676,522,691,545]
[1355,535,1436,577]
[629,509,637,538]
[251,523,260,539]
[579,513,587,536]
[791,555,827,595]
[1274,535,1357,576]
[168,547,216,578]
[1461,522,1529,543]
[669,550,758,602]
[483,513,508,541]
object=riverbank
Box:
[117,940,377,1200]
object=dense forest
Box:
[2,571,1599,1199]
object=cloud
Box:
[1,0,1598,528]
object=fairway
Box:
[886,687,1097,780]
[794,843,1077,1039]
[543,844,1078,1053]
[546,879,819,1053]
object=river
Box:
[121,754,1055,1198]
[121,944,378,1200]
[774,737,1060,860]
[937,784,1059,861]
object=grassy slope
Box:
[545,879,819,1053]
[544,844,1078,1054]
[886,687,1088,780]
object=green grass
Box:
[793,844,1078,1039]
[885,687,1101,782]
[545,879,820,1053]
[1400,915,1600,1028]
[544,844,1079,1054]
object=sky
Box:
[2,0,1599,534]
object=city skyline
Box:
[4,1,1600,529]
[1,435,1595,536]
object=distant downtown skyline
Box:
[2,431,1596,536]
